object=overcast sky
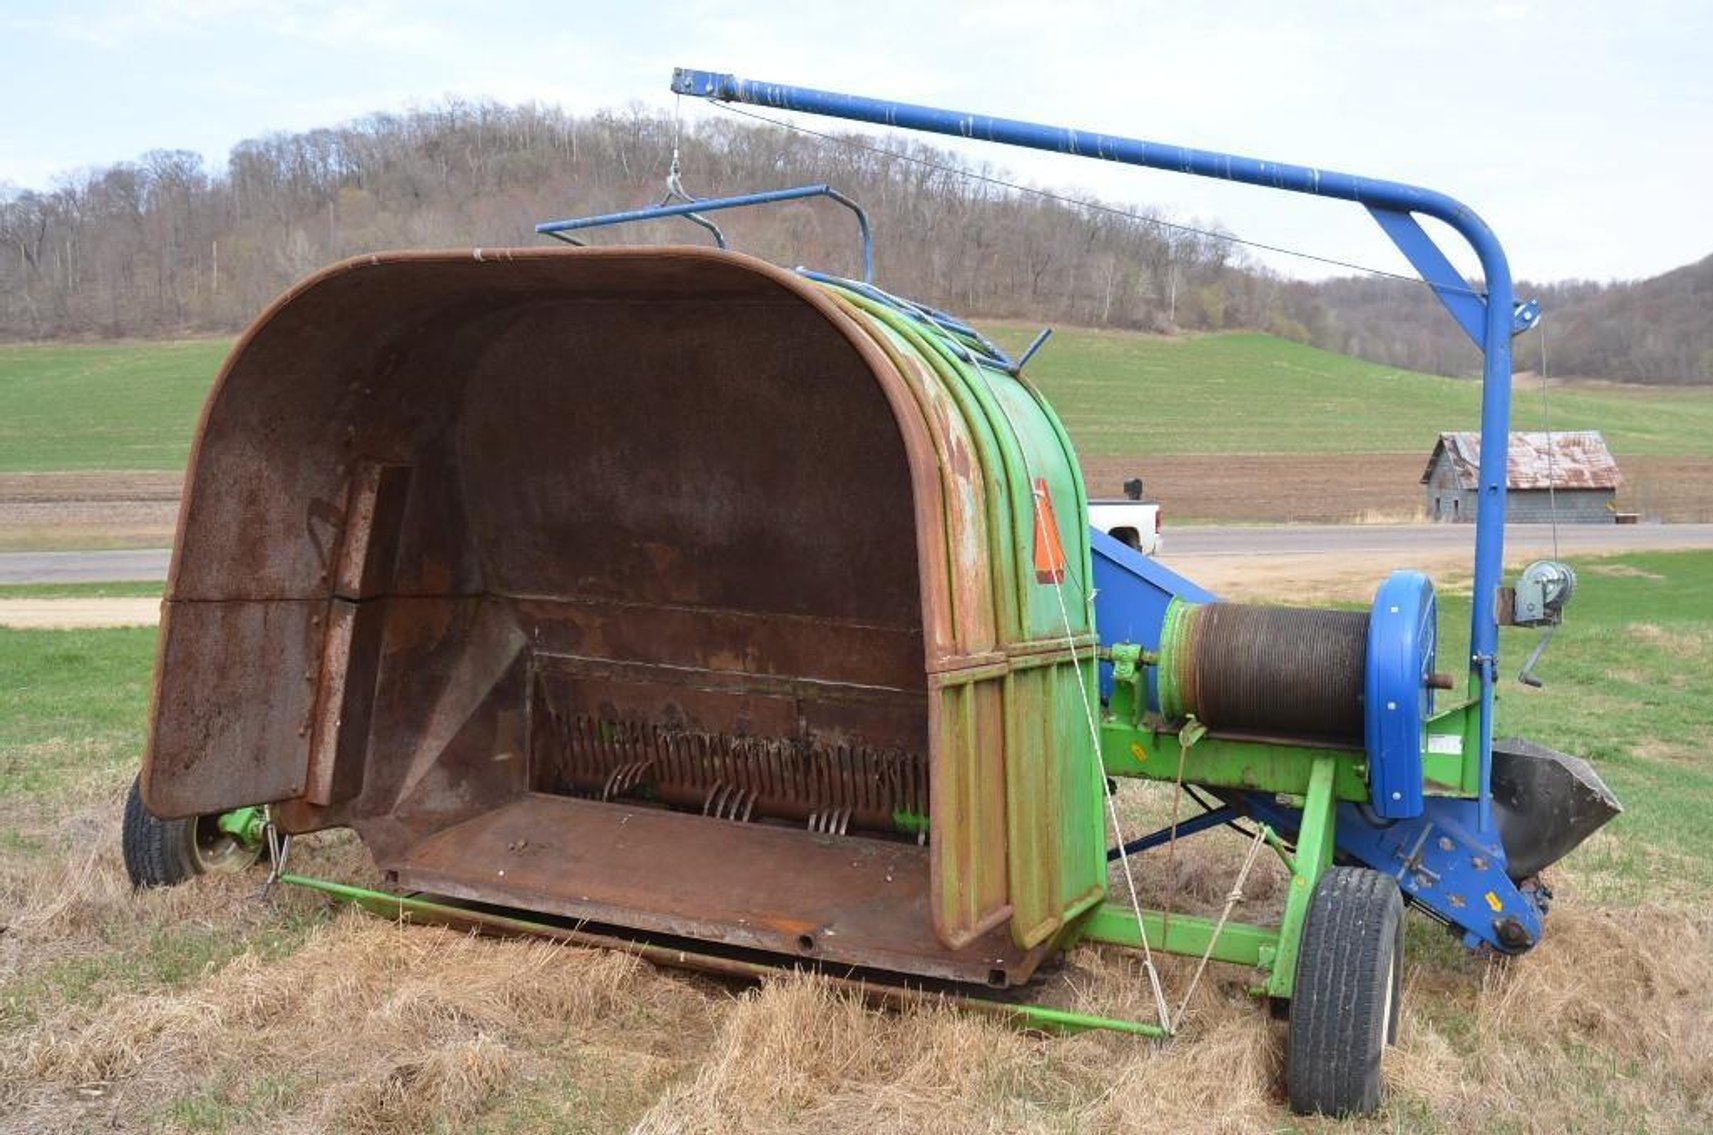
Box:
[2,0,1707,285]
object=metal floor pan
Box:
[385,793,1047,986]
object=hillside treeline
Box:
[1314,261,1713,385]
[1,99,1705,384]
[0,101,1323,345]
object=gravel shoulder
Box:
[0,596,162,628]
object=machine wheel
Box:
[1286,866,1404,1117]
[122,774,263,888]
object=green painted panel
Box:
[824,281,1105,953]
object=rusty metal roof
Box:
[1421,431,1623,490]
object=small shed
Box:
[1421,431,1622,523]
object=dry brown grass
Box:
[1,887,713,1132]
[1583,562,1667,581]
[4,693,1711,1131]
[619,896,1713,1134]
[1625,622,1707,660]
[0,598,162,629]
[0,773,710,1133]
[8,778,1711,1135]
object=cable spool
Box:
[1159,601,1368,742]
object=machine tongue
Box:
[1491,736,1623,880]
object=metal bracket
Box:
[1109,642,1143,682]
[1512,298,1542,334]
[537,184,876,283]
[257,817,293,902]
[1367,207,1541,346]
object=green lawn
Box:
[0,625,158,798]
[0,339,230,472]
[0,581,164,599]
[1401,550,1713,904]
[3,330,1710,474]
[1487,551,1713,902]
[988,327,1713,458]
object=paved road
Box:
[3,524,1708,585]
[0,548,172,584]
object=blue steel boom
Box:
[670,65,1524,838]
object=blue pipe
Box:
[538,183,876,283]
[1106,806,1236,860]
[673,68,1513,831]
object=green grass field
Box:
[0,625,157,800]
[0,581,164,599]
[988,327,1713,458]
[1440,552,1713,901]
[2,551,1709,1132]
[3,332,1710,473]
[0,340,229,472]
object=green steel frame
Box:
[1082,639,1411,1001]
[276,873,1170,1038]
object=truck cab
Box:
[1088,476,1163,555]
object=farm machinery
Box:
[126,70,1620,1116]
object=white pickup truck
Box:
[1088,477,1163,556]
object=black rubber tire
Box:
[1286,866,1405,1118]
[122,774,262,888]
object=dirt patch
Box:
[0,457,1706,552]
[1616,456,1713,523]
[0,598,162,629]
[1085,453,1430,524]
[0,473,184,503]
[1084,453,1713,523]
[0,473,181,551]
[1632,738,1697,765]
[1161,550,1473,604]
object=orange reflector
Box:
[1032,477,1067,584]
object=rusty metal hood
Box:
[143,246,1105,981]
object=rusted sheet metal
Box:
[145,245,1105,987]
[331,463,412,600]
[145,599,321,817]
[824,285,1103,954]
[387,794,1051,986]
[301,598,386,808]
[828,294,1017,951]
[1423,430,1623,490]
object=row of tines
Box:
[544,713,930,838]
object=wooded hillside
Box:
[2,99,1705,384]
[1313,259,1713,385]
[0,102,1318,343]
